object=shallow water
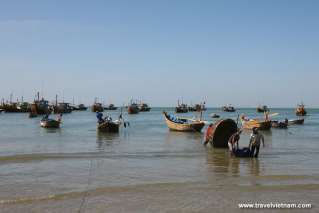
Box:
[0,108,318,212]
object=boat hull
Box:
[97,121,120,133]
[288,119,304,125]
[40,119,60,128]
[241,119,271,130]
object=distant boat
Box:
[53,103,72,114]
[163,111,205,132]
[91,102,104,112]
[139,103,151,112]
[295,103,307,116]
[222,104,236,112]
[40,114,62,128]
[240,115,271,130]
[128,102,140,114]
[210,113,220,118]
[188,103,206,112]
[257,105,269,113]
[104,104,118,110]
[72,104,88,111]
[31,94,52,115]
[175,100,188,113]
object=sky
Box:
[0,0,318,107]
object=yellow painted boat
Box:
[240,115,271,130]
[163,112,205,132]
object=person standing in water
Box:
[249,127,265,158]
[228,130,242,153]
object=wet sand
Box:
[1,180,318,213]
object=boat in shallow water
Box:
[163,111,205,132]
[271,120,288,129]
[40,114,62,128]
[288,118,304,125]
[240,115,271,130]
[97,120,121,133]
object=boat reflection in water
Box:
[96,131,120,151]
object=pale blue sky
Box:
[0,0,318,107]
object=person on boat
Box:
[96,112,104,124]
[228,130,242,153]
[249,127,265,158]
[57,113,63,122]
[204,124,214,145]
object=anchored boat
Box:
[40,114,62,128]
[240,115,271,130]
[163,111,205,132]
[295,104,307,116]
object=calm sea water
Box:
[0,108,318,212]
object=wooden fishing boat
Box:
[72,104,88,111]
[163,111,205,132]
[1,102,20,112]
[257,105,269,113]
[189,103,206,112]
[222,104,236,112]
[271,120,288,129]
[97,120,121,133]
[128,103,140,114]
[53,102,72,114]
[175,103,188,113]
[40,114,62,128]
[295,104,307,116]
[104,104,118,110]
[139,103,151,112]
[288,118,304,125]
[240,115,271,130]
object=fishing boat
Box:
[139,103,151,112]
[72,104,88,111]
[257,105,269,113]
[127,102,140,114]
[175,100,188,113]
[97,119,121,133]
[104,104,118,110]
[40,114,62,128]
[91,102,104,112]
[163,111,205,132]
[222,104,236,112]
[240,115,271,130]
[189,103,206,112]
[1,102,20,112]
[295,104,307,116]
[0,109,4,113]
[271,120,288,129]
[210,113,220,118]
[31,92,51,115]
[53,103,72,114]
[288,118,304,125]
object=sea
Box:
[0,108,318,212]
